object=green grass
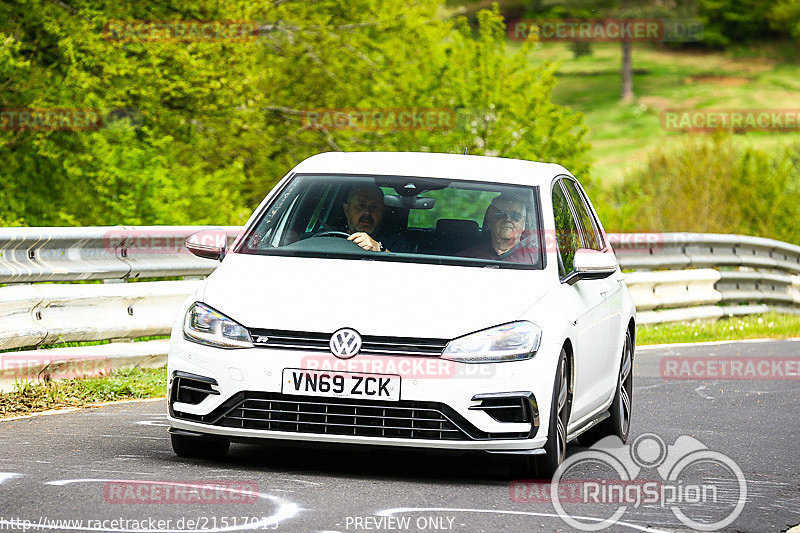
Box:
[518,41,800,183]
[637,313,800,345]
[0,365,167,418]
[0,336,169,354]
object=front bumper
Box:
[166,333,560,452]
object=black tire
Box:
[510,348,572,479]
[170,432,230,459]
[584,329,634,445]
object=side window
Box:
[552,181,581,276]
[563,179,602,251]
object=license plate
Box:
[282,368,400,401]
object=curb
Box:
[1,396,166,421]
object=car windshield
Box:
[236,174,544,269]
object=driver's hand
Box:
[348,232,380,251]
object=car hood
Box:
[200,253,552,339]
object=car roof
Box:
[290,151,573,187]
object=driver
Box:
[457,193,538,264]
[342,185,392,252]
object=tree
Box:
[0,0,592,225]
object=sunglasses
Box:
[489,209,524,222]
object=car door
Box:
[552,178,611,421]
[562,178,623,395]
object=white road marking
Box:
[0,473,21,484]
[694,384,715,400]
[100,434,169,440]
[15,478,301,532]
[289,478,324,486]
[66,469,158,476]
[136,414,169,427]
[376,507,671,533]
[637,337,800,352]
[0,459,52,465]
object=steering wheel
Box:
[315,231,351,239]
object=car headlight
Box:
[441,321,542,363]
[183,302,253,349]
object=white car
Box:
[167,151,636,476]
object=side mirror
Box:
[565,248,618,285]
[185,229,227,261]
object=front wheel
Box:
[170,432,230,460]
[585,329,634,444]
[510,348,572,478]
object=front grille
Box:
[249,328,447,357]
[171,392,530,441]
[222,396,464,440]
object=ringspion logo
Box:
[530,434,747,531]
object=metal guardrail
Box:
[0,280,200,350]
[611,232,800,273]
[0,226,240,283]
[1,227,799,389]
[612,233,800,324]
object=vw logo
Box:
[330,328,362,359]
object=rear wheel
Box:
[510,348,572,478]
[170,432,230,459]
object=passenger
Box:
[458,193,538,264]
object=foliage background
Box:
[0,1,588,227]
[2,0,799,244]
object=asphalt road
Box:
[1,339,798,533]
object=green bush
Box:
[600,134,800,245]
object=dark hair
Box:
[345,184,384,204]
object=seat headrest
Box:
[435,219,479,236]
